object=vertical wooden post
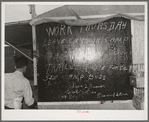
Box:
[30,5,37,85]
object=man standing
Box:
[5,56,37,109]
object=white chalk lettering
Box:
[97,23,103,30]
[91,24,97,30]
[103,22,108,29]
[61,39,65,44]
[103,75,106,80]
[55,26,59,36]
[42,39,48,47]
[109,37,116,43]
[52,39,56,44]
[122,22,127,29]
[96,38,101,44]
[60,25,66,35]
[68,38,73,43]
[107,22,115,31]
[80,74,84,79]
[105,37,111,43]
[115,21,122,30]
[57,39,62,44]
[67,25,72,35]
[101,66,105,70]
[89,74,94,80]
[123,37,129,44]
[46,27,55,36]
[86,25,91,31]
[115,37,122,44]
[80,26,83,33]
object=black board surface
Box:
[36,17,133,102]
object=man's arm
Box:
[23,79,37,109]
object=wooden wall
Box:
[131,20,144,64]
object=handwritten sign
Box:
[36,17,133,102]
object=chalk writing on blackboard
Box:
[37,17,132,102]
[42,36,129,50]
[45,21,127,37]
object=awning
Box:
[30,13,144,26]
[30,5,144,26]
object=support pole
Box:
[30,5,37,85]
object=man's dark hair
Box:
[14,55,28,68]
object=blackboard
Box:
[36,17,133,102]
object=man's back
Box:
[5,71,34,108]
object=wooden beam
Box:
[16,42,32,47]
[30,4,38,85]
[5,20,31,27]
[5,41,33,61]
